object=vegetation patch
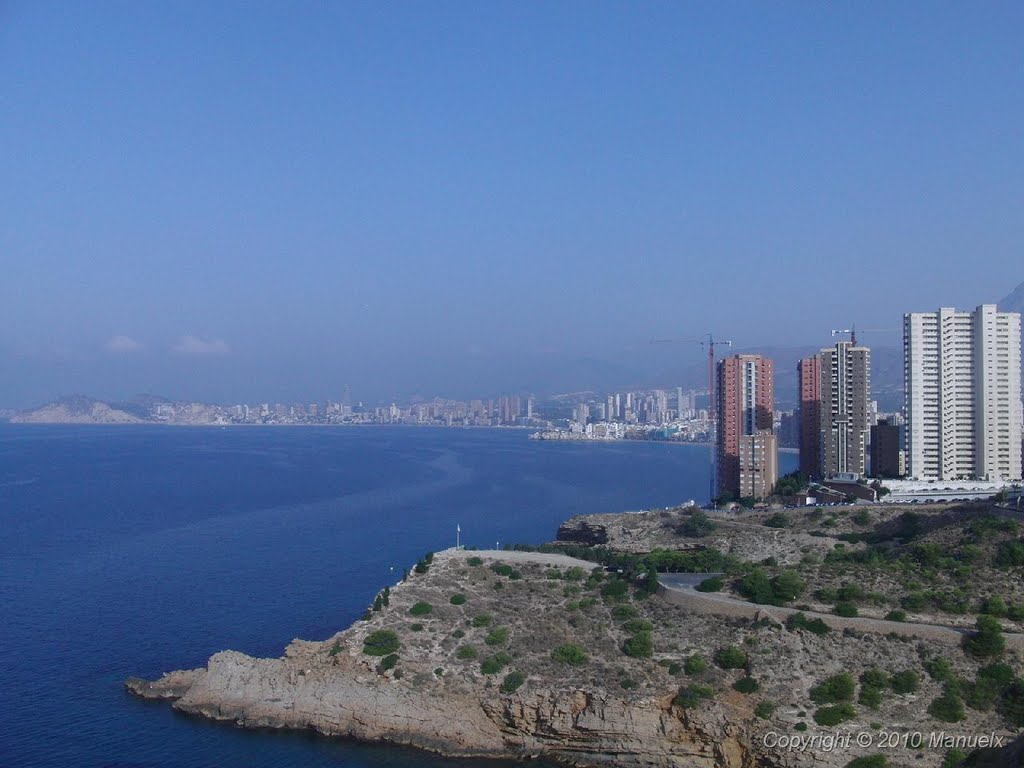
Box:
[551,643,588,665]
[673,684,714,709]
[484,627,510,646]
[500,670,526,693]
[814,703,856,726]
[409,601,433,617]
[363,629,400,656]
[449,593,467,605]
[714,646,748,669]
[480,652,512,675]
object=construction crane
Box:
[829,325,898,345]
[651,332,733,505]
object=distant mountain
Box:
[11,395,144,424]
[998,280,1024,315]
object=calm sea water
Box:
[0,425,795,768]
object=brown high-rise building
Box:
[798,356,822,478]
[820,341,871,478]
[716,354,777,500]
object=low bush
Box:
[450,594,467,605]
[622,631,653,659]
[551,643,587,665]
[928,687,966,723]
[622,618,654,633]
[714,646,748,670]
[456,645,478,660]
[696,575,724,592]
[467,556,483,566]
[377,653,399,672]
[884,610,906,622]
[732,676,759,694]
[684,654,708,675]
[834,601,859,617]
[472,613,493,627]
[964,615,1006,659]
[811,673,856,704]
[485,627,509,646]
[754,700,776,719]
[500,670,526,693]
[363,629,400,656]
[787,612,831,635]
[480,652,512,675]
[813,703,856,726]
[612,605,638,621]
[409,601,433,617]
[601,579,630,600]
[673,684,714,709]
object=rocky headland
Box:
[129,504,1024,768]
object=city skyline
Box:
[2,5,1024,408]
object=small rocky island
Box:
[129,503,1024,767]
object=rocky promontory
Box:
[130,505,1024,768]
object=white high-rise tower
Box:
[904,304,1022,481]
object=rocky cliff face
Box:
[130,647,762,768]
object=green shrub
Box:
[471,613,493,627]
[450,594,467,605]
[667,662,682,676]
[811,673,856,704]
[859,685,883,709]
[813,703,856,726]
[377,653,399,672]
[456,645,478,660]
[564,566,586,581]
[787,612,831,635]
[764,512,790,528]
[508,569,522,580]
[684,654,709,675]
[929,688,966,723]
[480,652,512,675]
[997,679,1024,727]
[941,749,967,768]
[794,721,808,731]
[964,615,1006,659]
[845,757,889,768]
[622,619,654,633]
[695,575,724,592]
[409,601,433,617]
[852,510,872,527]
[965,676,1001,711]
[500,670,526,693]
[622,631,654,659]
[491,563,514,577]
[884,610,906,622]
[673,684,714,709]
[732,676,760,694]
[410,623,424,632]
[329,640,342,656]
[467,556,483,566]
[901,592,928,612]
[754,700,776,719]
[860,669,890,689]
[834,601,859,617]
[601,579,629,600]
[680,510,717,537]
[485,627,509,646]
[926,657,956,683]
[551,643,588,665]
[714,646,748,669]
[452,628,465,639]
[978,662,1016,686]
[363,629,400,656]
[612,604,638,620]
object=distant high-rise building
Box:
[716,354,777,500]
[798,356,822,478]
[870,417,902,478]
[904,305,1022,481]
[820,341,871,478]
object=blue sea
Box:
[0,425,796,768]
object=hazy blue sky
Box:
[2,2,1022,407]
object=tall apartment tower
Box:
[798,356,822,478]
[820,341,871,478]
[904,305,1022,481]
[716,354,778,500]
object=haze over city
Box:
[2,3,1022,408]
